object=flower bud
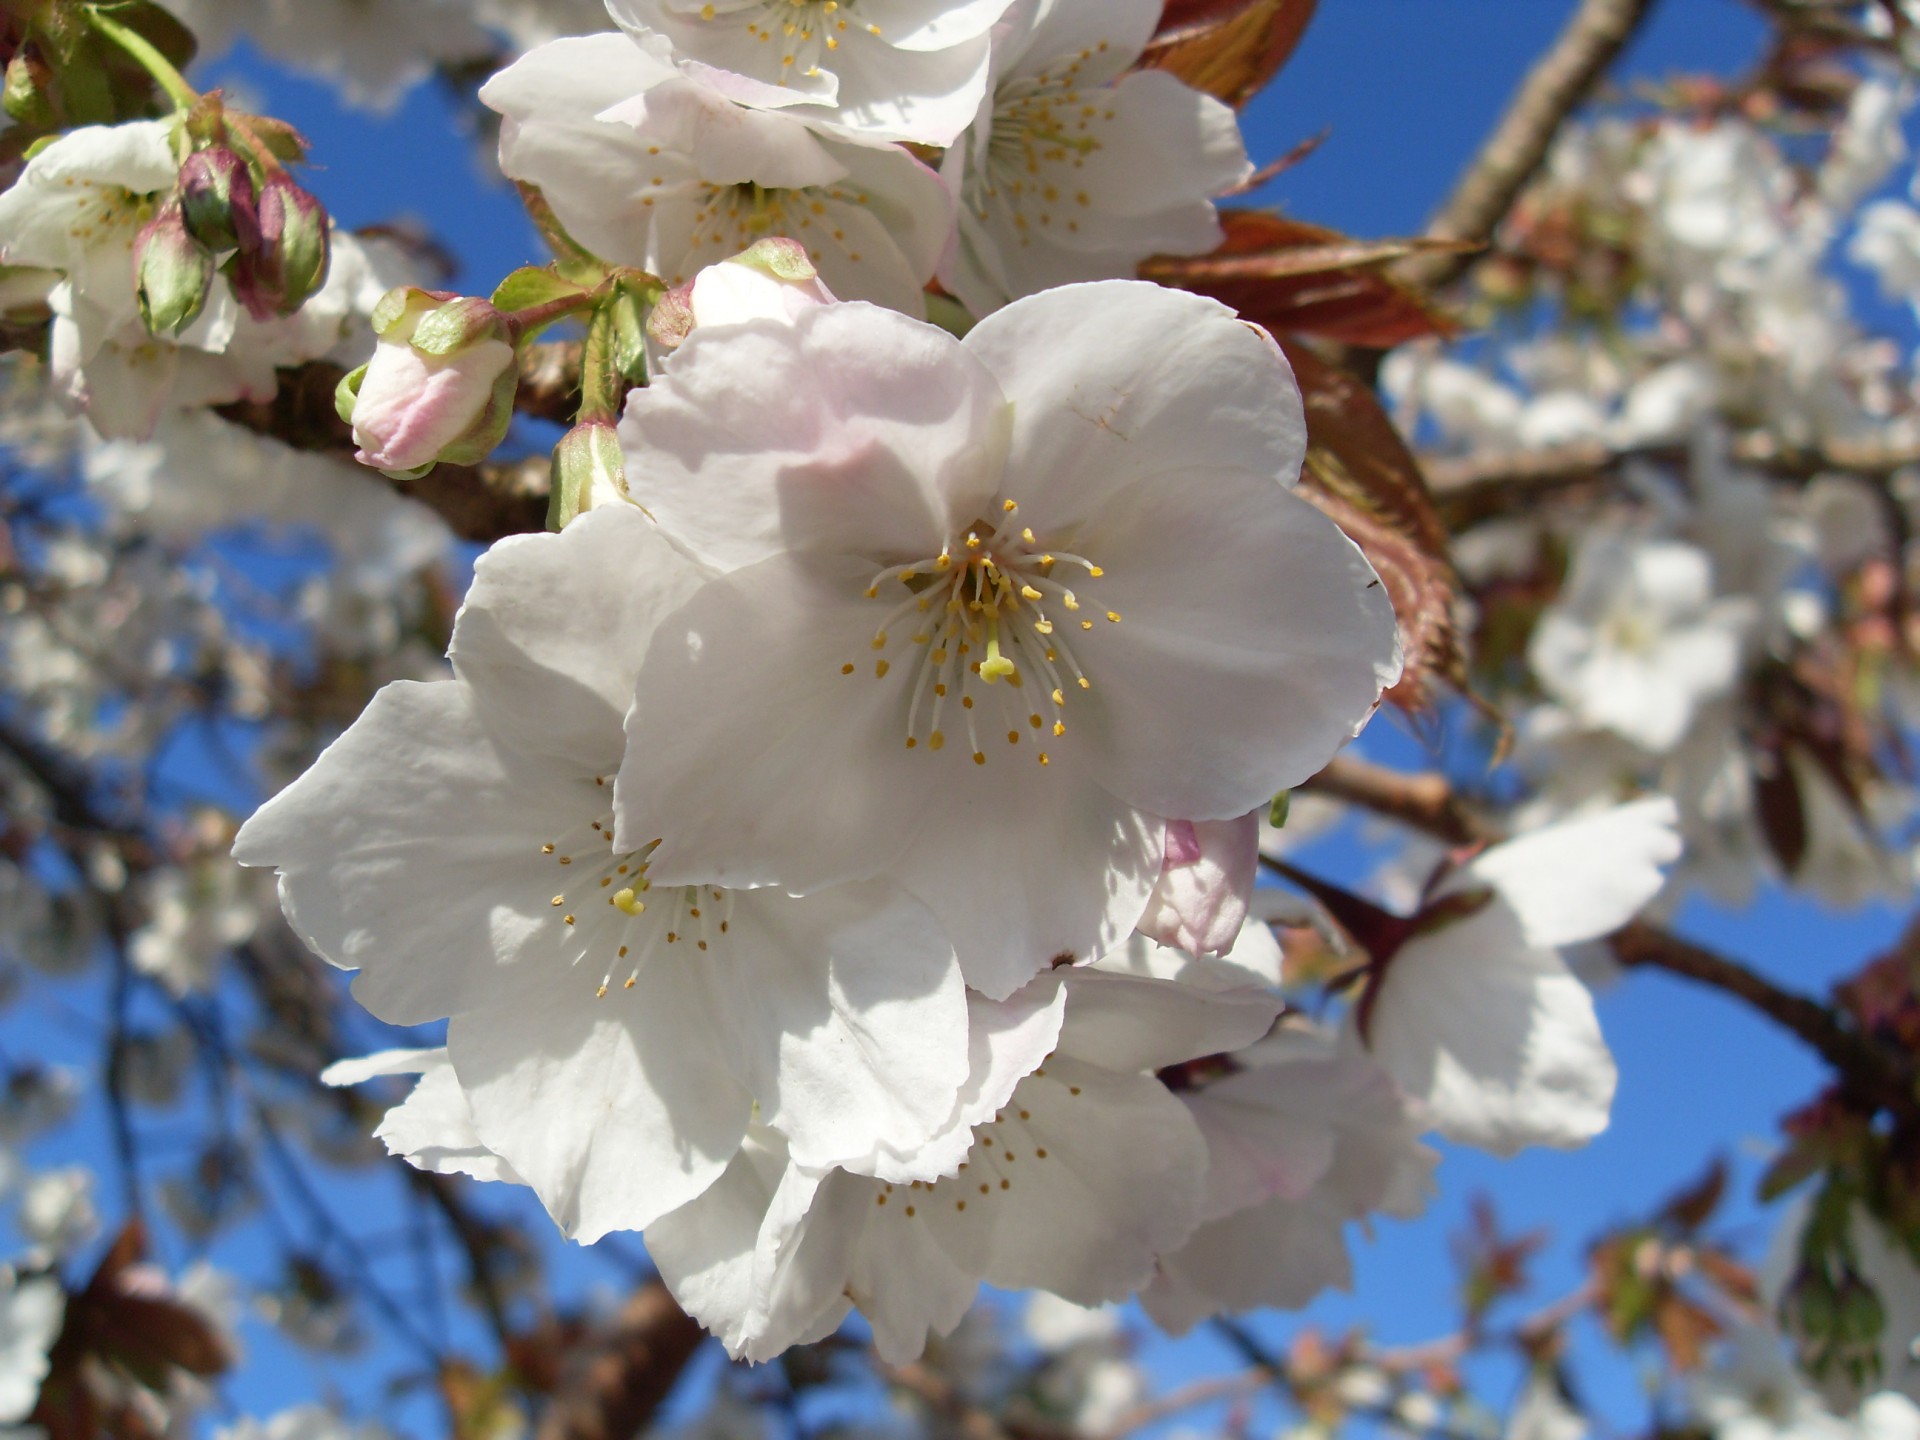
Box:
[227,172,330,321]
[178,146,259,254]
[134,200,215,338]
[650,239,836,352]
[547,419,628,530]
[339,287,517,476]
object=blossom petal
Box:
[450,976,753,1240]
[1458,797,1681,949]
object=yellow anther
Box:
[934,682,947,696]
[865,586,879,598]
[1022,528,1035,543]
[935,553,952,569]
[700,2,714,14]
[906,737,917,749]
[624,976,636,989]
[962,695,975,709]
[1030,713,1043,727]
[973,751,987,765]
[1002,498,1018,512]
[551,895,565,907]
[875,659,890,678]
[965,533,982,550]
[1051,687,1065,705]
[841,663,855,675]
[930,731,946,751]
[871,633,887,649]
[596,983,609,998]
[1087,565,1105,577]
[1007,730,1020,744]
[1038,752,1051,765]
[1053,721,1066,736]
[1077,677,1091,689]
[541,844,554,854]
[1034,619,1053,635]
[1020,585,1042,601]
[614,888,645,915]
[1081,620,1094,630]
[1106,610,1122,623]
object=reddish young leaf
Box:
[1280,340,1465,711]
[1143,211,1460,348]
[1143,0,1318,107]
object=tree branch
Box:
[1299,754,1494,846]
[1396,0,1662,292]
[533,1281,706,1440]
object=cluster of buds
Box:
[135,106,330,338]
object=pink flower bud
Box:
[340,288,518,476]
[1136,811,1261,956]
[178,146,259,254]
[547,419,627,530]
[226,172,329,321]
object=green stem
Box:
[508,289,600,341]
[86,7,197,112]
[576,303,625,427]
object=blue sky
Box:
[16,2,1902,1432]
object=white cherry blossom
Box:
[236,505,971,1241]
[938,0,1250,315]
[606,0,1012,145]
[0,1272,62,1424]
[482,33,951,313]
[1529,530,1752,754]
[612,281,1401,995]
[645,967,1279,1362]
[1351,797,1681,1155]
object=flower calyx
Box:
[133,197,212,337]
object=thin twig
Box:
[533,1281,707,1440]
[1299,754,1494,847]
[1397,0,1663,291]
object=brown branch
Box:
[534,1281,706,1440]
[1299,754,1495,847]
[1611,921,1920,1124]
[1397,0,1662,292]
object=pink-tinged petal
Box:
[450,508,708,767]
[450,975,753,1241]
[620,302,1006,573]
[1137,812,1260,955]
[233,681,595,1026]
[964,282,1305,534]
[1067,467,1400,820]
[1142,1194,1353,1332]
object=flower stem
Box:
[86,6,198,112]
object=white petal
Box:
[450,507,709,764]
[964,282,1305,531]
[234,681,592,1026]
[1055,970,1278,1073]
[450,976,752,1240]
[1361,902,1618,1155]
[1458,797,1681,949]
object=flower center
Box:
[680,0,873,82]
[669,183,871,286]
[844,499,1116,767]
[967,49,1118,244]
[540,783,734,998]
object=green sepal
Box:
[411,296,510,357]
[490,265,588,316]
[333,364,367,426]
[1268,790,1290,830]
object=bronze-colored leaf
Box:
[1141,0,1318,107]
[1281,340,1464,711]
[1144,211,1459,348]
[1656,1158,1728,1234]
[1653,1292,1721,1372]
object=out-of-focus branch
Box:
[1611,921,1920,1124]
[1423,431,1920,519]
[534,1281,706,1440]
[1299,754,1494,846]
[1397,0,1662,292]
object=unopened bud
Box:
[135,201,215,337]
[547,420,627,530]
[3,52,57,131]
[227,172,330,321]
[695,239,834,325]
[340,287,517,477]
[178,146,259,254]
